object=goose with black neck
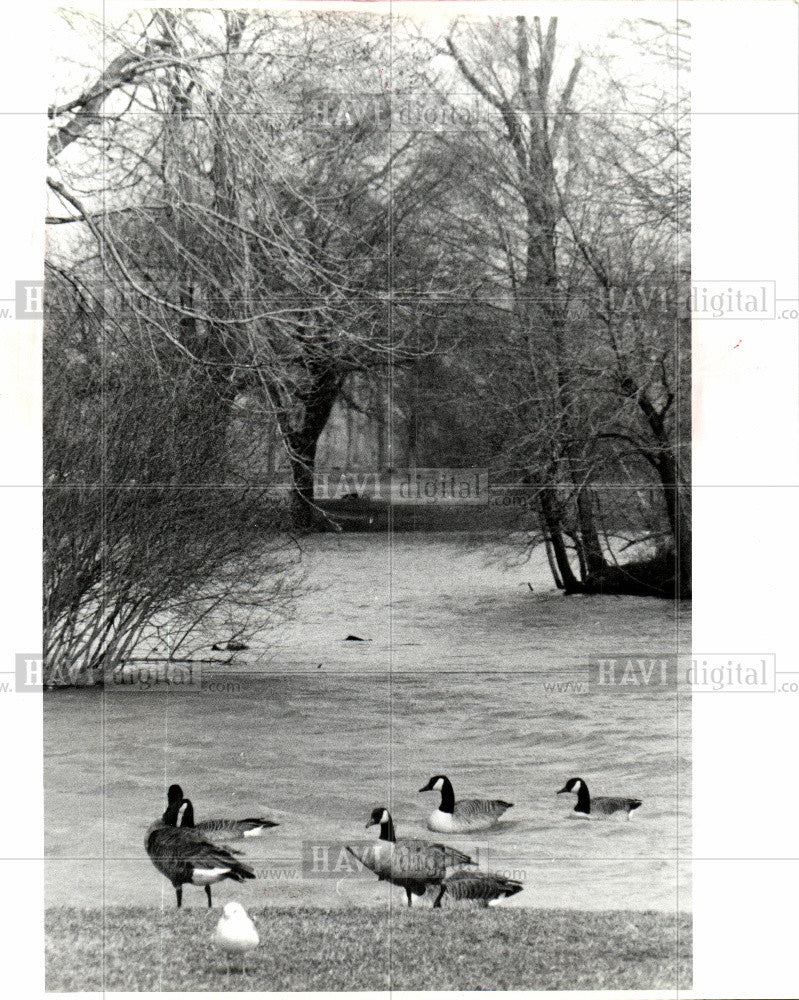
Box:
[419,774,513,833]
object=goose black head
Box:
[419,775,448,793]
[557,777,584,795]
[366,807,395,841]
[162,793,190,827]
[366,807,389,828]
[167,784,184,805]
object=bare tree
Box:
[48,9,448,527]
[432,14,689,595]
[43,268,299,685]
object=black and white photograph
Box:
[1,0,798,996]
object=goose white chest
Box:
[427,808,462,833]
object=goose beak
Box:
[556,787,569,795]
[418,784,430,793]
[366,818,377,828]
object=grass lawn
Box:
[46,905,691,991]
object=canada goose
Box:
[214,902,259,971]
[145,796,256,908]
[557,777,642,819]
[346,807,474,907]
[419,775,513,833]
[433,868,524,908]
[167,784,278,838]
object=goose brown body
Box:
[146,797,255,908]
[433,868,524,907]
[346,808,474,906]
[557,777,642,819]
[167,784,278,839]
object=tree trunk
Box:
[653,451,692,597]
[287,439,317,529]
[634,391,692,597]
[574,488,609,581]
[538,486,580,592]
[281,365,342,530]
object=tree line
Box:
[44,10,690,682]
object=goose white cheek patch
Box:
[433,778,444,791]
